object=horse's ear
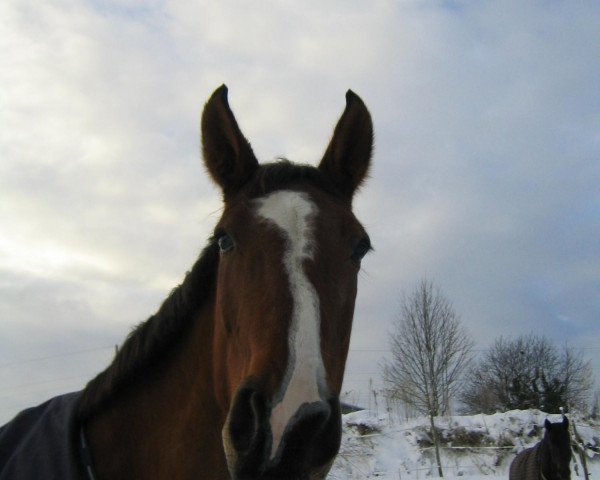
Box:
[201,85,259,197]
[545,419,552,430]
[319,90,373,202]
[562,415,569,427]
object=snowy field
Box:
[329,409,600,480]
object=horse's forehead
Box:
[253,190,317,235]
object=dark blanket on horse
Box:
[0,392,84,480]
[510,443,541,480]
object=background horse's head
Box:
[542,416,571,480]
[201,85,373,479]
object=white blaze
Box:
[255,190,325,459]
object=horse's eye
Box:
[217,233,235,253]
[351,237,372,263]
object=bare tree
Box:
[590,390,600,419]
[382,279,473,477]
[461,335,594,414]
[560,344,594,412]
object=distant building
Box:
[341,402,364,414]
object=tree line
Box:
[381,279,595,417]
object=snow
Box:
[329,409,600,479]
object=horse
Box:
[509,416,572,480]
[0,85,374,480]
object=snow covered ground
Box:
[329,409,600,480]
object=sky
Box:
[1,0,599,424]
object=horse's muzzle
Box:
[223,383,342,479]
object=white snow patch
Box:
[329,409,600,479]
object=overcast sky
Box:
[1,0,599,423]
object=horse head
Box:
[201,85,373,479]
[543,416,571,480]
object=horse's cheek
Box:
[213,267,240,409]
[322,277,357,392]
[211,310,231,413]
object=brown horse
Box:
[509,416,572,480]
[67,86,373,479]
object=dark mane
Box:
[77,240,219,421]
[77,160,338,422]
[245,160,342,200]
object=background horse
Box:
[509,416,572,480]
[0,85,373,480]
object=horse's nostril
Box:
[295,401,332,434]
[225,384,274,478]
[228,386,268,454]
[226,392,342,478]
[265,398,342,476]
